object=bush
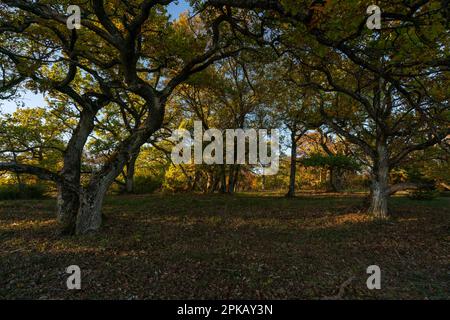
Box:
[134,175,162,194]
[162,165,191,192]
[0,184,48,200]
[406,167,438,200]
[408,188,439,200]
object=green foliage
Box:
[408,189,439,201]
[0,184,48,200]
[162,165,191,192]
[133,175,163,194]
[406,167,438,200]
[301,153,359,170]
[0,107,65,172]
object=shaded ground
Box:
[0,193,449,299]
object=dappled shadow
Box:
[1,194,449,299]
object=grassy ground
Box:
[0,193,449,299]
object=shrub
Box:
[162,165,191,192]
[134,175,162,194]
[408,189,439,200]
[407,180,438,200]
[406,167,438,200]
[0,184,48,200]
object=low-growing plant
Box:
[134,175,163,194]
[0,184,48,200]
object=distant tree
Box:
[180,56,267,193]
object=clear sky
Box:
[0,0,191,114]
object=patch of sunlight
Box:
[397,217,419,222]
[307,213,372,229]
[332,213,372,225]
[45,246,105,254]
[0,219,54,231]
[140,212,374,232]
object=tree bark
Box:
[219,165,227,193]
[211,172,220,192]
[329,167,343,192]
[233,165,240,192]
[206,170,214,193]
[439,182,450,191]
[56,106,98,235]
[76,182,108,234]
[125,153,138,193]
[56,185,80,235]
[15,172,25,194]
[74,96,165,234]
[286,130,297,197]
[227,165,240,193]
[12,152,25,194]
[368,140,390,219]
[388,182,421,195]
[227,166,235,193]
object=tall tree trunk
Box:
[56,106,98,235]
[190,169,200,191]
[220,165,227,193]
[206,170,214,193]
[15,172,25,194]
[227,165,240,194]
[212,172,220,192]
[286,130,297,197]
[329,167,343,192]
[227,167,235,193]
[368,140,390,219]
[125,153,138,193]
[12,152,25,194]
[233,165,240,192]
[57,184,80,235]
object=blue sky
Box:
[0,1,191,114]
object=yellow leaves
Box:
[173,12,191,29]
[163,164,192,192]
[167,14,208,61]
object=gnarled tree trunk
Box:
[368,140,390,219]
[74,96,165,234]
[57,185,80,235]
[76,182,109,234]
[57,106,98,235]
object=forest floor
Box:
[0,192,449,299]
